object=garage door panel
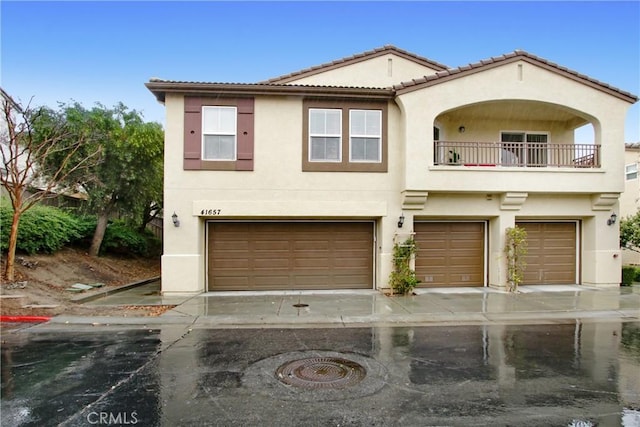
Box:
[414,222,485,288]
[517,222,577,285]
[208,222,373,291]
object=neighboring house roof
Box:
[146,47,638,104]
[626,143,640,151]
[393,50,638,103]
[0,87,22,112]
[262,45,449,84]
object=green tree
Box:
[620,211,640,249]
[37,102,164,257]
[1,90,99,280]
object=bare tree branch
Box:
[0,91,100,280]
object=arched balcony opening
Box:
[433,100,600,168]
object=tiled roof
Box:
[393,50,638,102]
[262,45,449,84]
[147,48,637,104]
[145,79,393,103]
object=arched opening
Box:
[433,100,600,168]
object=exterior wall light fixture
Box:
[398,213,405,228]
[607,213,617,226]
[172,212,180,227]
[458,126,466,133]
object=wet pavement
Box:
[2,321,640,426]
[69,282,640,328]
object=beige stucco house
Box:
[620,143,640,265]
[146,46,638,295]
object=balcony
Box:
[434,141,600,168]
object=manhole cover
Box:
[243,350,387,402]
[275,357,366,389]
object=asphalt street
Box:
[2,321,639,426]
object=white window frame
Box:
[309,108,342,162]
[202,106,237,161]
[349,109,382,163]
[626,163,638,180]
[500,131,549,166]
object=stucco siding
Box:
[155,48,636,294]
[284,53,441,88]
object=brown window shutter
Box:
[183,97,202,170]
[182,96,254,171]
[236,98,254,171]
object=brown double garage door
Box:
[207,222,374,291]
[414,221,577,287]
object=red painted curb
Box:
[0,315,51,323]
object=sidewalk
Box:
[50,282,640,327]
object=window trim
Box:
[302,99,388,172]
[183,96,254,171]
[202,106,238,161]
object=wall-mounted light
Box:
[458,126,466,133]
[172,212,180,227]
[607,213,617,226]
[397,212,405,228]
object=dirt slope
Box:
[1,248,165,317]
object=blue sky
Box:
[2,1,639,142]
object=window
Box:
[500,131,548,166]
[302,100,388,172]
[183,97,254,171]
[202,106,237,161]
[309,109,341,162]
[626,163,638,180]
[350,110,381,162]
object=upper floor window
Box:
[183,97,254,171]
[626,163,638,180]
[309,109,341,162]
[202,106,237,161]
[350,110,381,162]
[302,99,388,173]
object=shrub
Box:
[101,220,161,257]
[622,266,636,286]
[504,226,528,292]
[0,202,84,254]
[389,238,419,295]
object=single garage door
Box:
[207,222,374,291]
[414,222,486,287]
[517,222,577,285]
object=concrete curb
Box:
[71,276,161,304]
[41,309,640,328]
[0,315,52,323]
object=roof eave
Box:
[145,81,395,103]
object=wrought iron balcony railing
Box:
[434,141,600,168]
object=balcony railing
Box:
[434,141,600,168]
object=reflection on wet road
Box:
[2,322,639,426]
